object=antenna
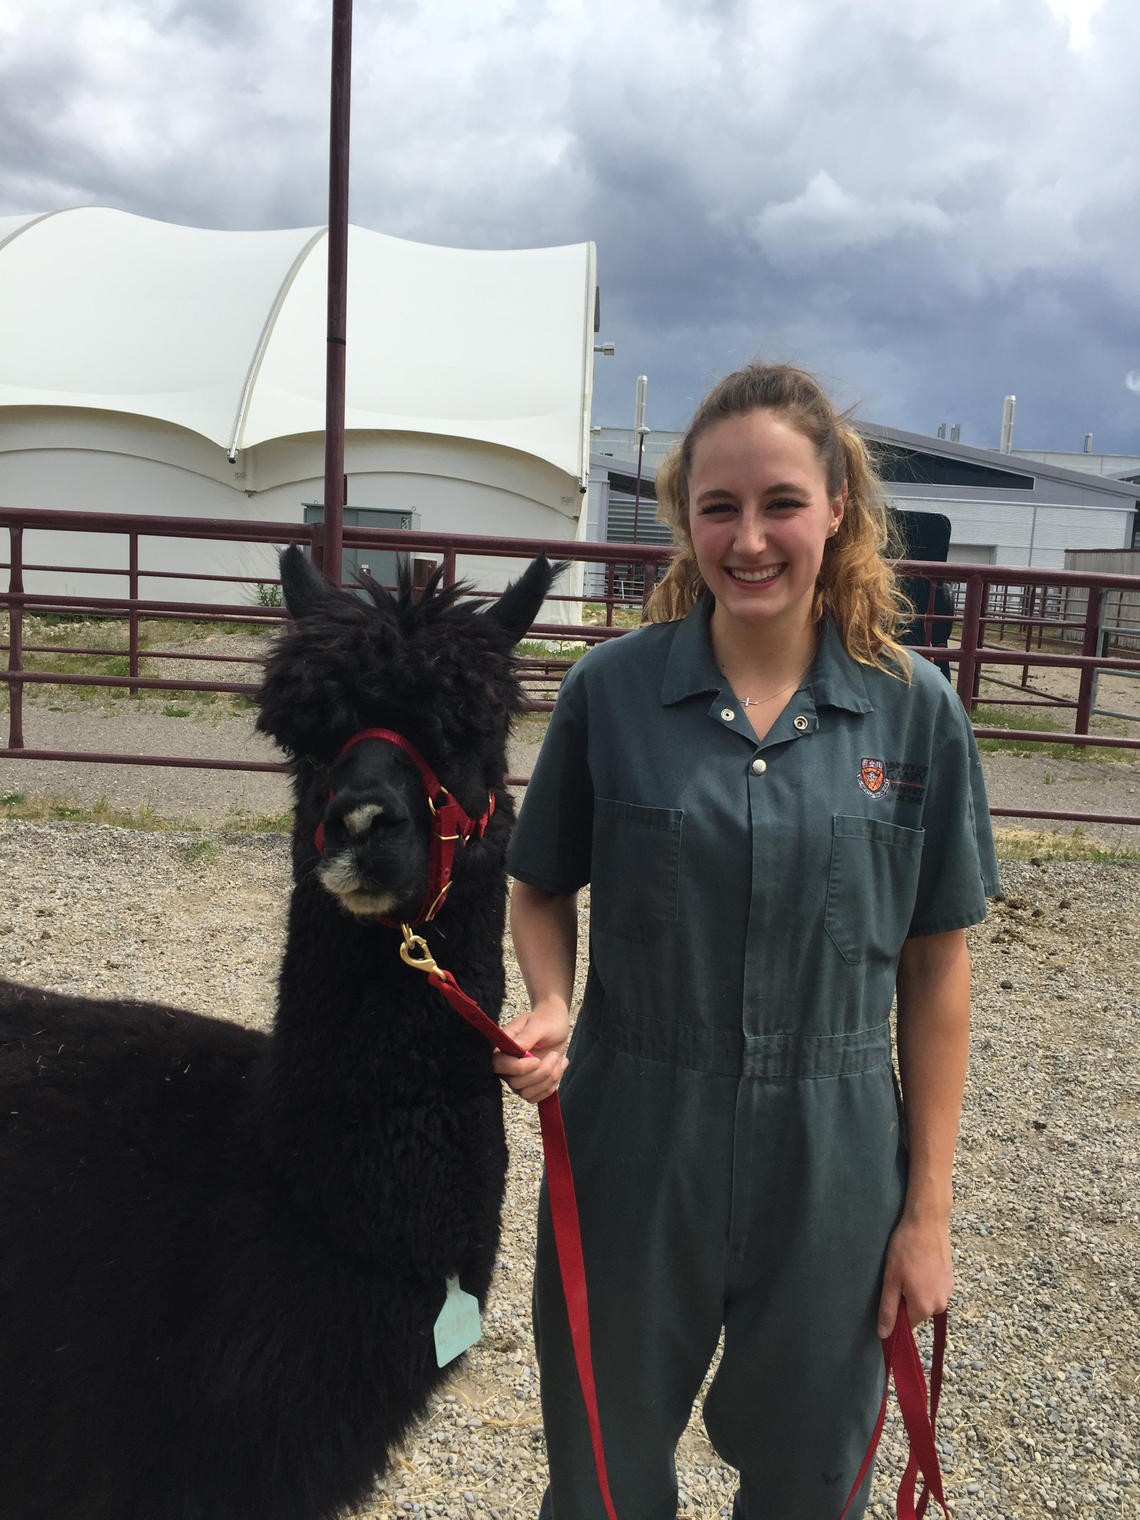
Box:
[1084,433,1093,453]
[937,423,946,439]
[950,423,961,443]
[634,375,648,434]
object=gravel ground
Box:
[1,818,1136,1520]
[2,631,1138,1515]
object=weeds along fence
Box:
[2,506,1139,829]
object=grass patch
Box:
[220,810,293,835]
[515,639,588,664]
[143,616,277,641]
[33,611,106,630]
[0,792,292,834]
[992,826,1140,863]
[581,601,643,629]
[12,639,253,711]
[21,649,131,679]
[970,705,1123,761]
[181,839,218,867]
[155,688,225,708]
[0,794,173,830]
[973,704,1073,734]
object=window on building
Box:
[871,445,1034,491]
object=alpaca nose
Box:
[320,790,413,855]
[342,801,407,843]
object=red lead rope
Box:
[838,1306,950,1520]
[402,931,950,1520]
[398,936,619,1520]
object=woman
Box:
[494,363,998,1520]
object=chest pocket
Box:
[591,798,683,944]
[825,814,925,964]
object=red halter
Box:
[313,727,495,928]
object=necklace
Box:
[730,658,814,709]
[716,632,818,713]
[739,677,804,708]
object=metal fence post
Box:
[128,532,141,697]
[6,525,24,751]
[1075,584,1104,734]
[956,573,984,715]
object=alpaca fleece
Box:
[0,549,559,1520]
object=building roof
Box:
[858,421,1140,504]
[0,207,597,480]
[594,422,1139,507]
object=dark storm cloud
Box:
[556,0,1140,445]
[2,0,1138,450]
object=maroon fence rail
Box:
[2,507,1139,830]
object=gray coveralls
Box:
[507,603,999,1520]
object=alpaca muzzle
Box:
[314,727,494,928]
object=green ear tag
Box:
[433,1275,482,1368]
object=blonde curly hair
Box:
[645,363,912,677]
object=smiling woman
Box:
[686,409,845,711]
[647,363,913,679]
[496,361,1000,1520]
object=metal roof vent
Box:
[1000,395,1016,453]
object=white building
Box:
[0,208,598,607]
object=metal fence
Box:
[3,507,1139,829]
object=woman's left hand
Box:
[877,1212,954,1337]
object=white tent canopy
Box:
[0,208,597,482]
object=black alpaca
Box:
[0,547,558,1520]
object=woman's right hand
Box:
[493,999,570,1103]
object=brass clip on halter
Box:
[399,923,440,976]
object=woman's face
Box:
[687,408,845,638]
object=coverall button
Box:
[750,757,767,775]
[792,714,810,732]
[721,707,735,721]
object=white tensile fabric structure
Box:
[0,207,598,608]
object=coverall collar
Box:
[660,596,874,715]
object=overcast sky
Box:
[3,0,1138,453]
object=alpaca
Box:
[0,546,559,1520]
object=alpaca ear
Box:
[481,555,565,647]
[279,545,336,621]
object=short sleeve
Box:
[907,689,1000,938]
[507,659,594,894]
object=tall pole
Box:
[632,374,648,593]
[633,432,645,543]
[319,0,352,584]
